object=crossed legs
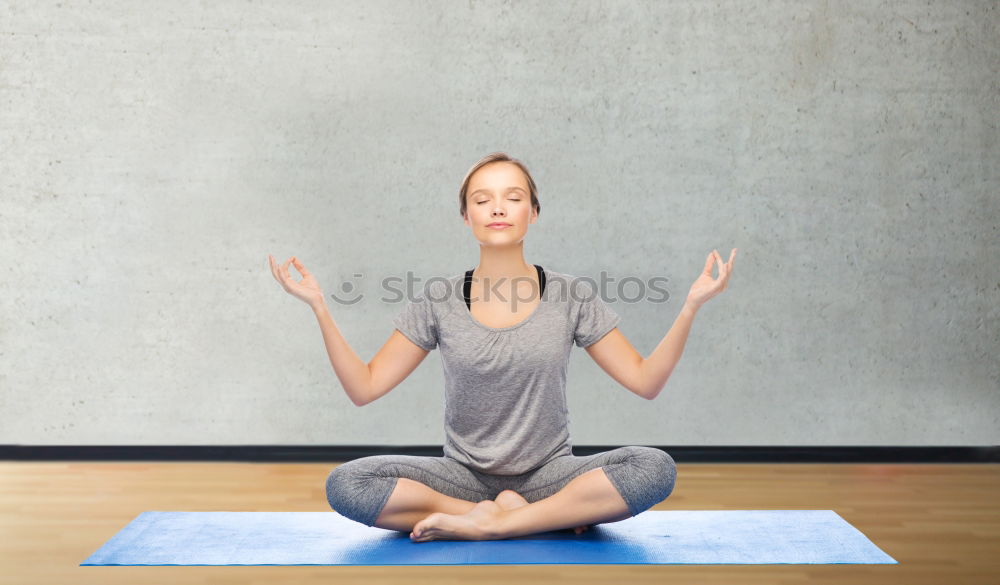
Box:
[372,467,631,542]
[373,477,600,537]
[329,447,676,542]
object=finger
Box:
[291,256,310,276]
[268,255,284,284]
[714,250,725,279]
[283,257,294,281]
[725,249,736,280]
[702,251,715,275]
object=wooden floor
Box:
[1,462,997,584]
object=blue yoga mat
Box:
[81,510,897,566]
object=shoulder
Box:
[414,273,464,305]
[540,268,578,289]
[541,269,601,305]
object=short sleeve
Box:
[572,281,621,348]
[393,291,438,351]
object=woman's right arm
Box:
[310,300,374,407]
[270,255,428,406]
[312,299,431,407]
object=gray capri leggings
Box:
[325,445,677,528]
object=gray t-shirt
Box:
[392,268,621,475]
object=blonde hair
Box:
[459,152,541,219]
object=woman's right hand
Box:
[269,254,325,309]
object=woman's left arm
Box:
[587,248,736,400]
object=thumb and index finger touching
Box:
[702,248,738,280]
[268,254,310,286]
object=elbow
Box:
[352,363,373,407]
[638,360,670,400]
[636,359,657,400]
[347,381,371,408]
[640,378,666,401]
[636,382,660,401]
[353,384,373,407]
[647,375,670,400]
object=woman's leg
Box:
[372,478,479,531]
[408,446,677,541]
[501,445,677,526]
[493,489,589,534]
[325,454,492,531]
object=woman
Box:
[268,152,736,543]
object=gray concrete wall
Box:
[1,1,997,447]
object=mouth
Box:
[487,223,512,229]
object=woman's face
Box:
[463,162,537,246]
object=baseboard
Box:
[1,445,997,463]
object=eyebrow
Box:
[469,186,527,197]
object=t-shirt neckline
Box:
[461,265,547,332]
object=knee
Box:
[326,461,369,515]
[325,464,350,513]
[630,446,677,501]
[325,457,401,526]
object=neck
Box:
[472,244,534,282]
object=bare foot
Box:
[493,489,591,535]
[410,500,505,543]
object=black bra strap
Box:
[464,269,474,310]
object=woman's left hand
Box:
[686,248,737,309]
